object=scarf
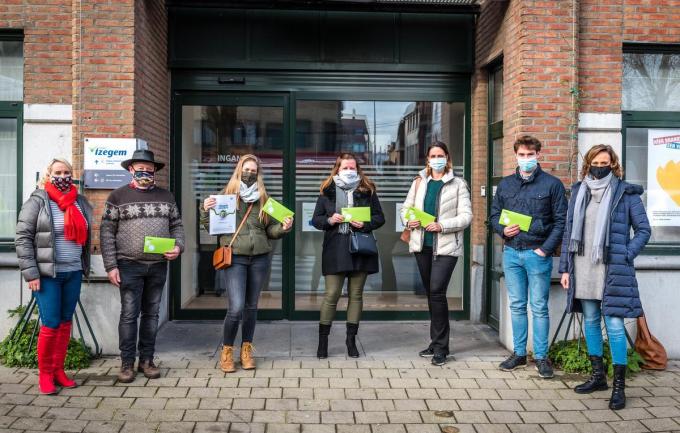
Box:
[44,182,88,246]
[239,181,261,203]
[333,175,360,235]
[568,173,616,264]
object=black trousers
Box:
[414,247,458,356]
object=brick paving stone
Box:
[82,420,125,433]
[605,420,650,433]
[454,410,490,424]
[147,409,185,422]
[386,410,422,423]
[122,387,157,398]
[321,410,354,423]
[354,411,388,424]
[541,425,580,433]
[475,425,512,433]
[43,407,83,420]
[264,424,300,433]
[640,417,680,432]
[371,424,406,433]
[286,410,320,424]
[300,424,334,433]
[486,410,522,424]
[0,416,17,428]
[120,421,160,433]
[157,421,195,432]
[100,397,134,408]
[518,411,555,424]
[132,397,167,409]
[336,425,370,433]
[10,417,52,431]
[192,422,229,433]
[217,409,253,423]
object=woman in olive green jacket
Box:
[201,155,293,373]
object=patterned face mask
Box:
[51,175,73,192]
[132,170,155,189]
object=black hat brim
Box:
[121,159,165,171]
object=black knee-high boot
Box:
[346,323,359,358]
[574,356,608,394]
[317,324,331,359]
[609,364,626,410]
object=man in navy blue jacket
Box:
[489,135,568,378]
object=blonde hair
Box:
[38,158,74,189]
[221,154,269,223]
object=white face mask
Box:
[428,157,447,172]
[338,170,359,183]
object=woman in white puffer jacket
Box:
[401,141,472,365]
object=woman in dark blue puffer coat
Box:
[559,144,651,411]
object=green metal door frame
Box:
[169,72,472,321]
[0,102,24,252]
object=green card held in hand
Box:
[499,209,533,232]
[341,207,371,222]
[405,207,436,226]
[144,236,176,254]
[263,197,294,223]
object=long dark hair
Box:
[319,153,376,193]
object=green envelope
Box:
[405,207,436,226]
[143,236,176,254]
[341,207,371,222]
[499,209,533,232]
[263,197,294,223]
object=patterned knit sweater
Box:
[100,185,185,272]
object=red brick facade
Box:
[470,0,680,250]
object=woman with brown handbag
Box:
[559,144,651,410]
[201,155,293,373]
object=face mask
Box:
[338,170,359,184]
[428,157,447,172]
[590,165,612,179]
[241,172,257,187]
[132,170,155,189]
[517,157,538,173]
[51,175,73,192]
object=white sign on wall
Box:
[647,129,680,227]
[83,138,143,189]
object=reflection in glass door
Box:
[176,95,287,317]
[293,100,466,315]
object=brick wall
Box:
[134,0,170,188]
[0,0,72,104]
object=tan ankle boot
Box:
[240,342,256,370]
[220,346,236,373]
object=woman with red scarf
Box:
[15,158,92,395]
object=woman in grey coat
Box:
[15,158,92,395]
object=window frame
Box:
[622,43,680,255]
[0,31,23,251]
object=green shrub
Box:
[548,338,645,377]
[0,307,92,369]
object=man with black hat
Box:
[100,150,185,383]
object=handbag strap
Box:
[227,203,254,248]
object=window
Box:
[623,45,680,249]
[0,32,22,249]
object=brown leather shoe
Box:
[240,342,256,370]
[220,345,236,373]
[137,359,161,379]
[118,361,135,383]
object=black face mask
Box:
[590,165,612,179]
[241,172,257,187]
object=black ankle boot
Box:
[346,323,359,358]
[609,364,626,410]
[574,355,608,394]
[317,324,331,359]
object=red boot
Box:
[53,322,77,388]
[37,326,58,395]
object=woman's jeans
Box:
[320,272,368,325]
[581,299,628,366]
[35,271,82,329]
[414,247,458,356]
[118,260,168,364]
[222,254,271,346]
[503,246,552,360]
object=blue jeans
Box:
[503,246,552,359]
[35,271,82,329]
[581,299,627,366]
[118,260,168,363]
[222,254,271,346]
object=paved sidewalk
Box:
[0,322,678,433]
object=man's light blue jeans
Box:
[503,246,553,359]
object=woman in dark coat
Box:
[559,144,651,410]
[312,153,385,358]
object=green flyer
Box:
[341,207,371,222]
[263,197,294,223]
[405,207,436,226]
[499,209,533,232]
[143,236,176,254]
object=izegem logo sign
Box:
[89,147,129,158]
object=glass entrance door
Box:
[173,94,289,319]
